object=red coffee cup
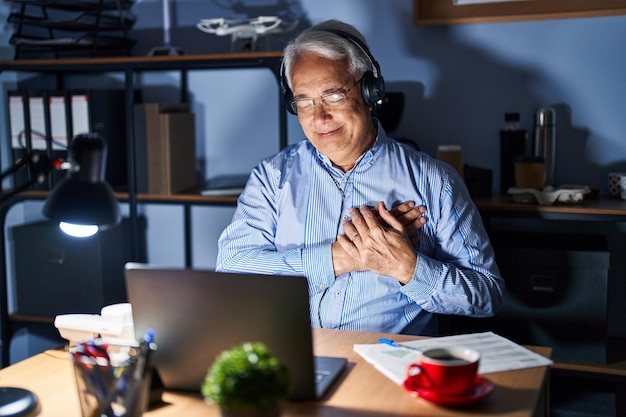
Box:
[406,346,480,396]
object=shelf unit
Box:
[413,0,626,25]
[0,51,286,257]
[469,195,626,415]
[0,52,286,367]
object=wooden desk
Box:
[0,329,550,417]
[474,195,626,221]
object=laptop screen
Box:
[124,263,345,400]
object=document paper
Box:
[354,331,553,385]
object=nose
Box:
[311,101,332,120]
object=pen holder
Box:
[71,340,155,417]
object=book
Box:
[158,112,196,194]
[200,173,249,196]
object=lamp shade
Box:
[43,133,121,230]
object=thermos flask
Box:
[533,107,556,187]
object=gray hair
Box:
[282,20,373,91]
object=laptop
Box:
[124,263,347,400]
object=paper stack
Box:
[354,332,553,385]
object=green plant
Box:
[202,342,291,412]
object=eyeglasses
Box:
[289,79,359,115]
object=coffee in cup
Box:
[514,156,546,189]
[405,346,480,396]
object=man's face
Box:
[290,52,375,171]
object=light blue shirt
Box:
[217,124,504,335]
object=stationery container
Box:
[71,341,155,417]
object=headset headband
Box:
[321,29,381,79]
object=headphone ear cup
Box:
[283,86,297,116]
[360,70,386,107]
[280,63,298,115]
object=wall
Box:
[123,0,626,193]
[136,0,626,270]
[1,0,625,202]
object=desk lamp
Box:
[0,133,121,415]
[43,132,121,237]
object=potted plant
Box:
[202,342,291,417]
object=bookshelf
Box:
[0,52,286,254]
[0,52,285,367]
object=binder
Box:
[47,91,70,187]
[6,90,72,190]
[69,89,129,189]
[48,92,69,150]
[28,92,47,152]
[7,90,56,190]
[69,92,90,138]
[30,90,58,190]
[7,91,29,188]
[8,91,27,152]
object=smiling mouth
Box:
[317,126,341,137]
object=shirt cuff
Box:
[401,254,440,299]
[302,244,336,289]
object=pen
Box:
[134,328,156,379]
[378,338,423,353]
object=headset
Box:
[280,28,386,115]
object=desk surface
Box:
[0,328,551,417]
[474,195,626,218]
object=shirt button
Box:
[335,291,342,297]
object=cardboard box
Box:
[135,103,197,194]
